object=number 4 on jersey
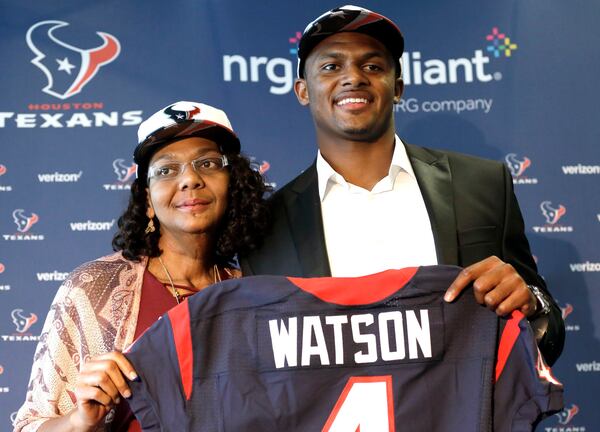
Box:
[323,376,395,432]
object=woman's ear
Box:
[146,189,155,219]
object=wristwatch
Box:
[527,285,551,318]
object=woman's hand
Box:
[70,351,138,429]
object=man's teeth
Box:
[337,98,369,106]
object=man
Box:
[241,5,564,365]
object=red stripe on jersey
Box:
[536,347,562,386]
[167,299,194,400]
[127,419,142,431]
[495,310,524,382]
[288,267,418,305]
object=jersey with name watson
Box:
[124,265,563,431]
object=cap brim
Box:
[134,121,240,165]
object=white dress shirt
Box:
[317,136,438,277]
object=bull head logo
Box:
[164,103,202,123]
[250,159,271,174]
[12,209,39,233]
[26,20,120,99]
[504,153,531,177]
[11,309,38,334]
[0,164,6,176]
[556,404,579,425]
[112,159,136,183]
[561,303,573,320]
[540,201,566,225]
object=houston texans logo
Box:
[561,303,573,320]
[11,309,38,334]
[0,262,5,274]
[540,201,566,225]
[258,161,270,174]
[164,103,201,123]
[505,153,531,177]
[12,209,39,233]
[112,159,137,183]
[26,20,121,100]
[250,159,271,174]
[556,404,579,425]
[0,164,6,176]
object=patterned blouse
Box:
[13,252,237,431]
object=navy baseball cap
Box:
[134,101,240,166]
[297,5,404,78]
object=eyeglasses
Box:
[148,155,229,181]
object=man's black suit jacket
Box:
[241,143,565,365]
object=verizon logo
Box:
[36,271,69,282]
[70,219,115,231]
[575,361,600,372]
[569,262,600,272]
[38,171,83,182]
[561,164,600,175]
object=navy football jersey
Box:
[124,265,563,431]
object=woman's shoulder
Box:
[65,252,146,290]
[70,251,141,272]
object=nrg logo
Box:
[222,25,514,95]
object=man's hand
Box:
[444,256,537,317]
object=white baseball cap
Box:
[134,101,240,165]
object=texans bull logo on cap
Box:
[134,101,241,169]
[164,103,202,123]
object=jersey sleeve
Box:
[493,311,564,431]
[124,300,194,431]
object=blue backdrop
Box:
[1,1,598,430]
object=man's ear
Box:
[294,78,310,106]
[394,77,404,102]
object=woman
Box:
[14,101,270,431]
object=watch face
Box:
[529,285,550,315]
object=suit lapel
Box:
[286,165,331,277]
[281,145,458,273]
[406,144,459,265]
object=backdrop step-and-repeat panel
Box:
[1,0,598,430]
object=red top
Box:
[134,270,181,339]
